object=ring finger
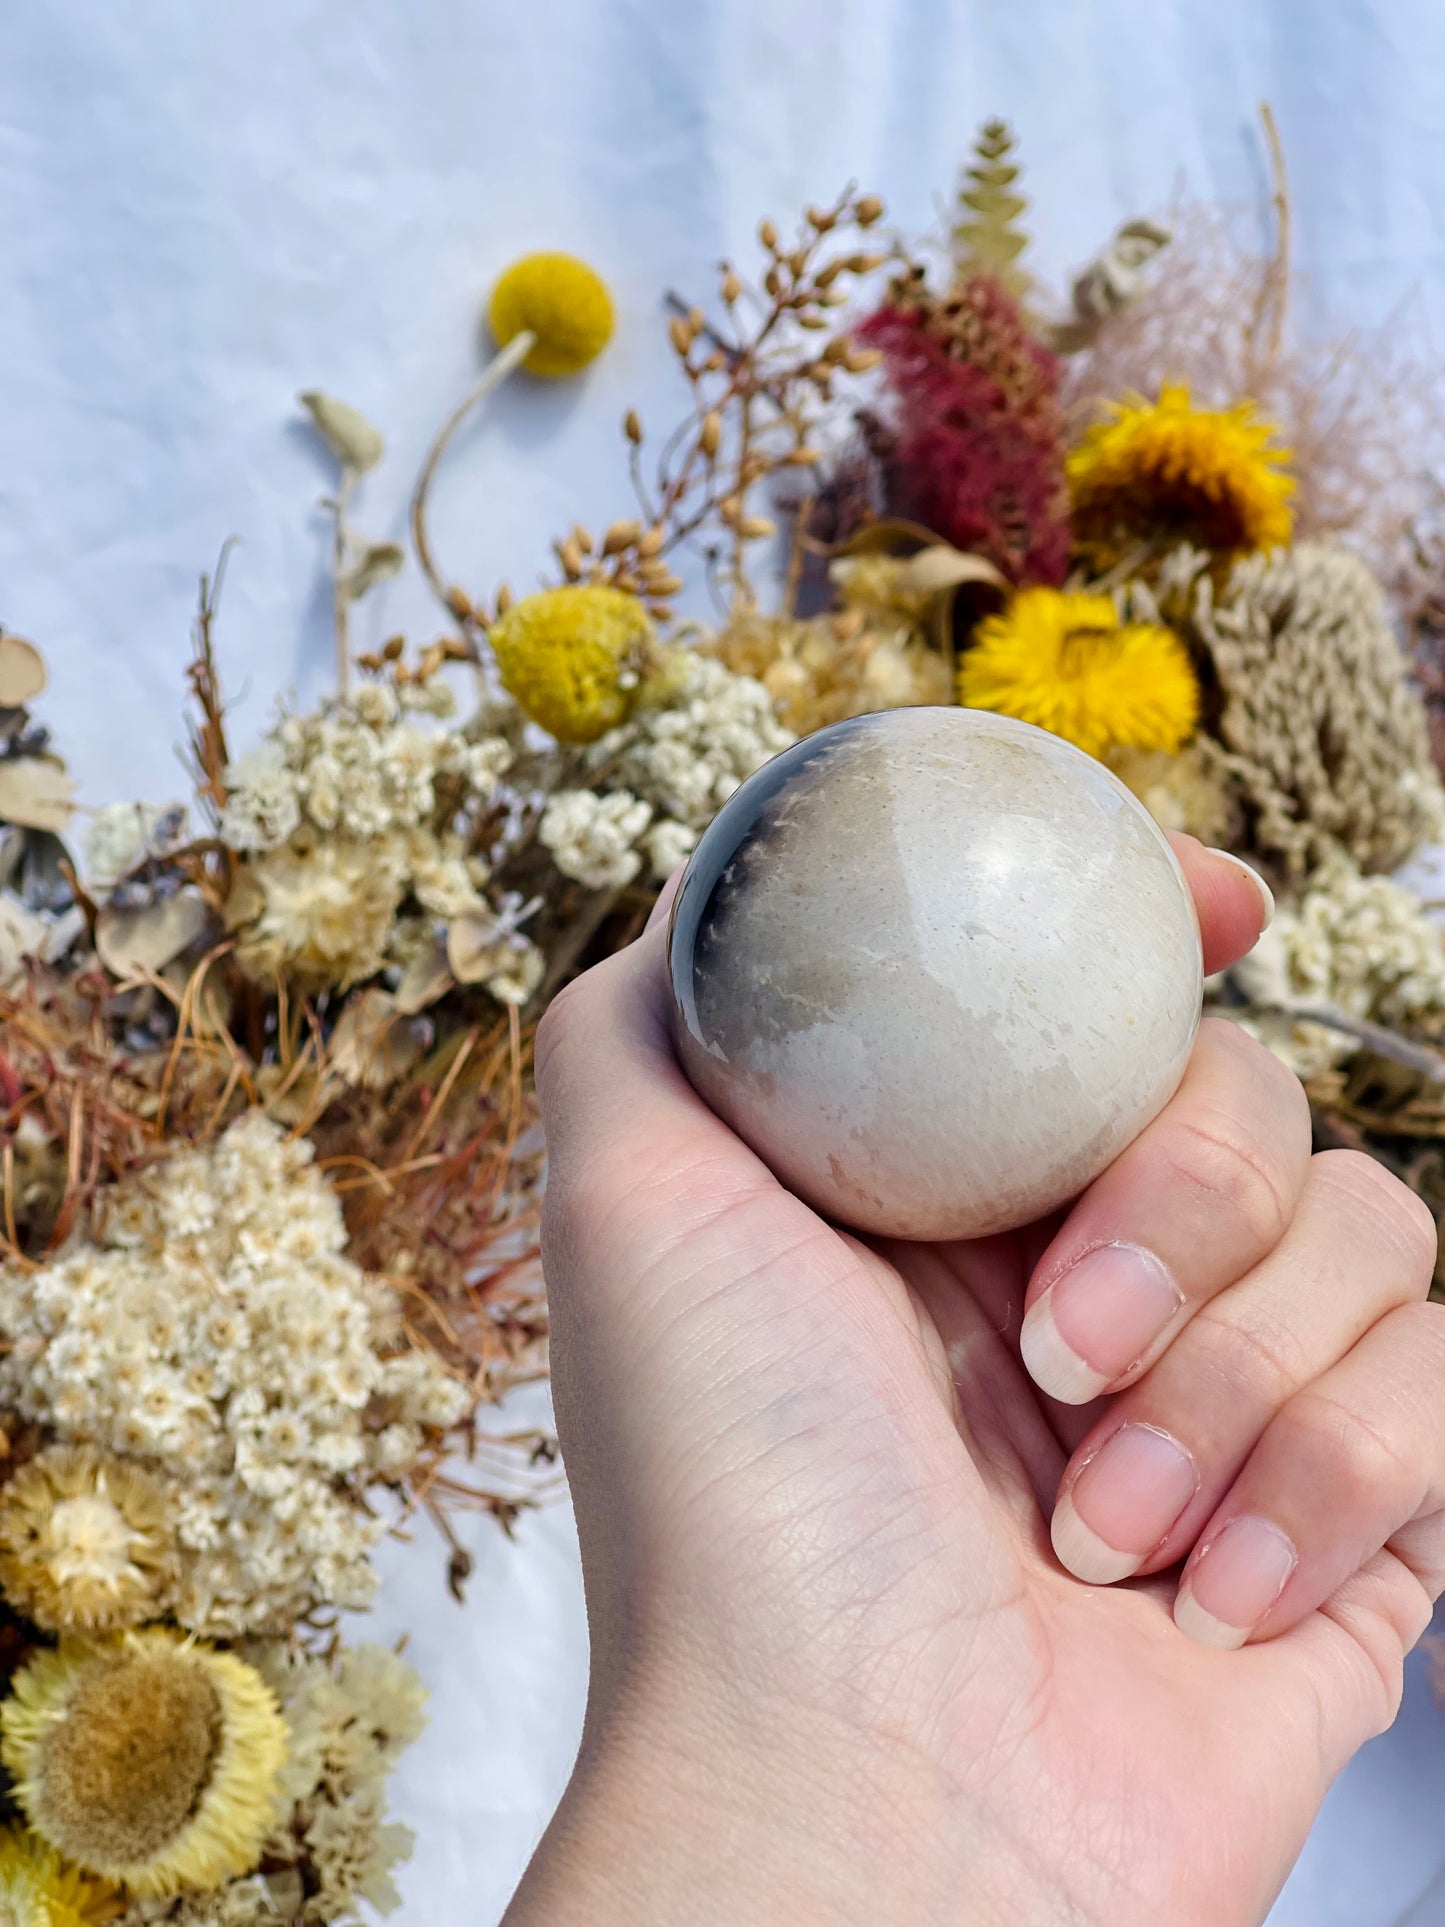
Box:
[1049,1149,1438,1586]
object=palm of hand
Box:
[604,1166,1391,1927]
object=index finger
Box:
[1169,835,1274,975]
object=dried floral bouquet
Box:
[7,112,1445,1919]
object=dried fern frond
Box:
[952,119,1032,301]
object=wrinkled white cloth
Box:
[5,2,1445,1920]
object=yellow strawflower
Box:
[488,585,655,743]
[488,253,614,377]
[2,1631,288,1900]
[0,1829,119,1926]
[958,587,1199,760]
[1068,382,1294,563]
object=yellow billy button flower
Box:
[958,587,1200,761]
[488,585,656,744]
[1,1632,288,1900]
[1067,382,1295,564]
[488,253,615,378]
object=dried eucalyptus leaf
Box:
[342,541,406,601]
[96,891,210,978]
[0,894,50,985]
[298,390,385,474]
[393,931,454,1014]
[447,913,507,985]
[0,634,46,707]
[328,987,422,1088]
[892,546,1008,598]
[0,755,75,832]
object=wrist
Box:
[503,1649,1083,1927]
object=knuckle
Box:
[1309,1151,1440,1283]
[1280,1387,1422,1505]
[1195,1305,1302,1406]
[1162,1107,1295,1252]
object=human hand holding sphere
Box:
[509,711,1445,1927]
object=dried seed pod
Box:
[703,349,727,373]
[854,194,885,226]
[797,311,829,330]
[557,537,585,579]
[446,586,475,620]
[572,525,595,555]
[758,217,780,252]
[806,205,837,232]
[637,526,666,558]
[418,643,447,680]
[816,261,844,289]
[442,635,475,661]
[495,582,513,617]
[355,652,383,673]
[785,446,823,466]
[603,519,643,556]
[817,286,849,307]
[668,316,691,357]
[822,338,851,365]
[624,409,644,444]
[843,345,883,374]
[739,515,777,540]
[763,265,783,298]
[649,603,675,622]
[718,496,742,526]
[687,307,705,333]
[648,571,685,598]
[612,568,640,594]
[382,635,406,660]
[699,412,723,457]
[787,248,808,276]
[721,266,743,304]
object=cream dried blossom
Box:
[1227,853,1445,1078]
[643,818,698,880]
[0,1112,468,1636]
[538,789,652,889]
[1156,543,1445,880]
[0,1443,179,1633]
[227,835,408,990]
[589,654,794,830]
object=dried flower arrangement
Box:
[8,103,1445,1913]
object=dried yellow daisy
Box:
[0,1828,119,1926]
[958,587,1199,760]
[1,1632,288,1899]
[487,252,614,378]
[1068,382,1294,563]
[0,1447,177,1635]
[488,585,655,743]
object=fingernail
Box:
[1051,1422,1198,1584]
[1206,849,1275,931]
[1021,1243,1183,1404]
[1174,1514,1298,1649]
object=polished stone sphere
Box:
[667,707,1203,1240]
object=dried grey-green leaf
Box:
[96,890,210,978]
[0,634,47,708]
[298,390,386,474]
[0,754,75,832]
[341,541,406,601]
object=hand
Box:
[505,839,1445,1927]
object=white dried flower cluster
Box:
[1228,853,1445,1078]
[82,800,190,896]
[0,1112,467,1636]
[539,789,652,889]
[591,654,794,831]
[219,688,510,853]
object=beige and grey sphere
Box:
[667,707,1203,1240]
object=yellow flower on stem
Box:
[488,252,615,378]
[1068,382,1294,563]
[2,1631,288,1900]
[958,587,1199,760]
[0,1829,119,1926]
[488,585,655,743]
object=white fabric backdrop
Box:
[5,1,1445,1919]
